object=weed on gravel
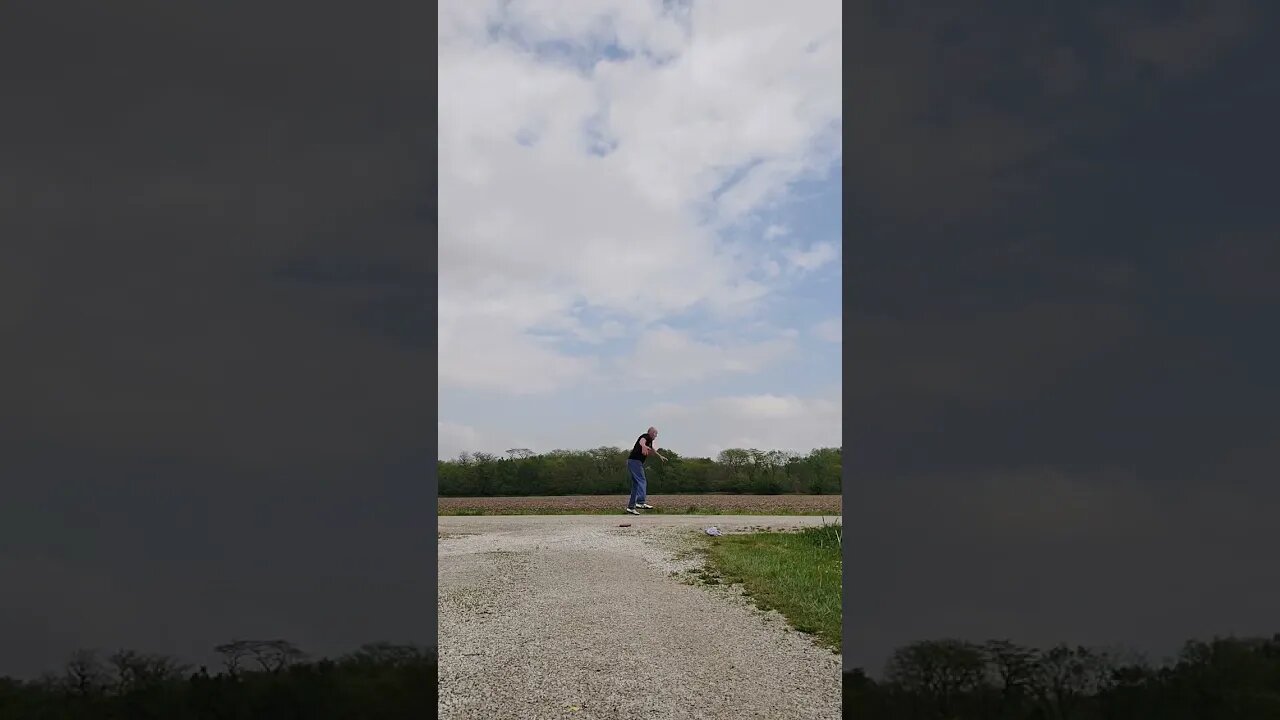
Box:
[700,523,842,652]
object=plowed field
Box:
[437,494,841,515]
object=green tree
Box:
[436,446,844,497]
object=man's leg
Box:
[630,461,653,509]
[625,461,641,513]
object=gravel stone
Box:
[438,515,842,719]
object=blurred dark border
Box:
[1,0,437,689]
[843,0,1280,711]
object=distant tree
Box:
[215,640,306,676]
[345,642,429,668]
[984,639,1038,710]
[1030,645,1108,720]
[108,649,189,694]
[885,639,987,718]
[848,635,1280,720]
[436,446,844,497]
[63,649,109,698]
[0,640,438,720]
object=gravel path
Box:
[438,514,842,720]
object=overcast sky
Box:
[845,0,1280,674]
[437,0,842,460]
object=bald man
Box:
[625,426,667,515]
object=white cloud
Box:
[784,240,840,273]
[648,390,841,458]
[438,296,599,394]
[435,385,840,459]
[438,421,483,460]
[437,0,842,394]
[764,224,791,240]
[616,325,795,387]
[813,317,841,343]
[711,394,808,420]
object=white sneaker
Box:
[625,507,640,515]
[636,503,654,510]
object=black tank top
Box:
[628,433,651,463]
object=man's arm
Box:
[638,438,666,461]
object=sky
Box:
[844,0,1280,673]
[0,1,435,678]
[436,0,842,461]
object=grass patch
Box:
[702,524,842,652]
[437,507,834,516]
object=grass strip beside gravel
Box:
[701,524,842,652]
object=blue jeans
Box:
[627,459,647,507]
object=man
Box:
[625,426,667,515]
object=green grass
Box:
[437,506,835,516]
[699,523,842,652]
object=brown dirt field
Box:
[437,494,841,515]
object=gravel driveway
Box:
[438,515,842,720]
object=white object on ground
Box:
[705,527,722,536]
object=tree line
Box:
[846,634,1280,719]
[439,446,842,496]
[0,641,435,720]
